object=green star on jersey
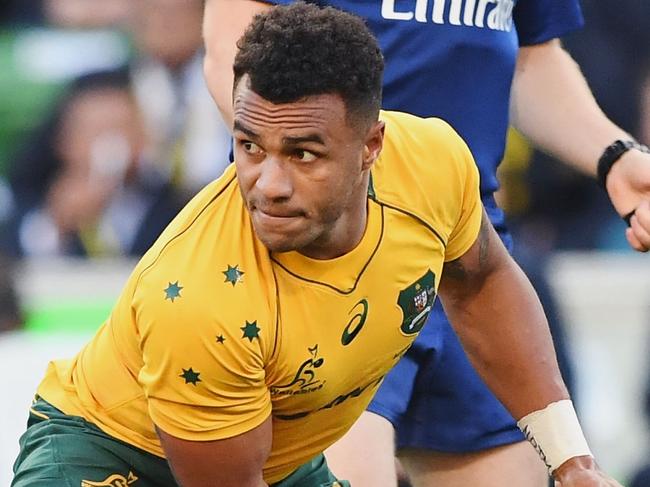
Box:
[164,281,183,302]
[179,367,201,385]
[241,321,260,342]
[222,264,245,286]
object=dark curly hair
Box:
[233,1,384,128]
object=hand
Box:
[553,456,624,487]
[605,148,650,252]
[47,174,116,234]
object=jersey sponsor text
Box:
[381,0,514,31]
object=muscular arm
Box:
[439,210,568,419]
[157,415,272,487]
[203,0,271,128]
[511,39,650,251]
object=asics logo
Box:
[341,299,369,346]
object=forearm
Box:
[511,40,629,177]
[441,257,568,420]
[440,211,619,482]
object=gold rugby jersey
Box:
[38,110,482,484]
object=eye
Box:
[242,141,263,155]
[295,149,317,162]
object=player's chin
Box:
[252,216,313,252]
[255,229,307,254]
[258,235,300,254]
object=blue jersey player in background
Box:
[205,1,650,485]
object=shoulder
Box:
[381,110,459,143]
[125,164,278,361]
[372,111,483,259]
[379,110,473,174]
[372,110,477,222]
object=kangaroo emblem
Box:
[81,470,138,487]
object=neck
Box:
[298,172,370,260]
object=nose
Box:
[255,156,293,201]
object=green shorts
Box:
[12,398,349,487]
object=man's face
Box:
[231,78,382,258]
[131,0,203,69]
[57,88,144,181]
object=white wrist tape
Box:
[517,399,592,474]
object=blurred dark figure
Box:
[565,1,650,136]
[0,0,45,25]
[631,468,650,487]
[1,71,183,257]
[0,252,22,332]
[0,0,129,27]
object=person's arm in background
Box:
[510,39,650,251]
[440,210,622,487]
[202,0,270,129]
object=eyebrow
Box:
[233,120,258,139]
[282,134,325,146]
[234,120,326,146]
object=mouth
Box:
[253,207,303,226]
[257,208,300,218]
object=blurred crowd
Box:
[0,0,232,327]
[0,0,649,484]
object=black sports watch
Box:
[597,139,650,189]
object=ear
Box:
[362,120,385,170]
